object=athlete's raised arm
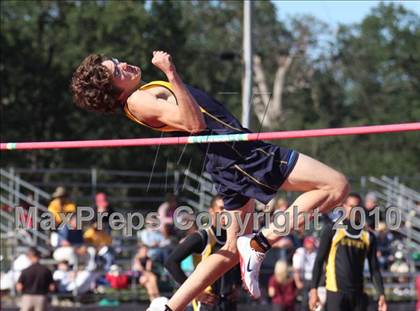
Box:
[145,51,206,133]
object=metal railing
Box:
[368,176,420,247]
[0,166,215,257]
[0,168,51,255]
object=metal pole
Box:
[242,0,253,128]
[91,168,97,204]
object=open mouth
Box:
[126,65,140,75]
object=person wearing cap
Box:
[47,186,76,226]
[16,247,55,311]
[309,193,387,311]
[292,236,317,311]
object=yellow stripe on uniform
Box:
[325,229,346,292]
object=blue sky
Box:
[274,1,420,26]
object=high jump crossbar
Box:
[1,122,419,151]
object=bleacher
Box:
[1,167,419,309]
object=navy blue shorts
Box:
[208,144,299,210]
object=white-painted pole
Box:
[242,0,253,128]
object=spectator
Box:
[159,224,177,265]
[292,236,317,311]
[18,193,34,229]
[139,225,164,262]
[53,261,95,294]
[84,222,114,271]
[275,197,289,212]
[95,192,114,233]
[376,222,394,270]
[364,191,379,229]
[16,248,54,311]
[53,215,96,271]
[47,187,76,226]
[390,250,409,280]
[270,198,294,261]
[132,245,160,301]
[53,261,72,293]
[105,265,129,289]
[0,253,31,291]
[268,261,296,311]
[158,193,177,231]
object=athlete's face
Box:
[101,58,141,92]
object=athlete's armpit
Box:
[127,90,192,132]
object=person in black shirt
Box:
[165,196,241,311]
[309,193,387,311]
[16,247,54,311]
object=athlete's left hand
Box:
[151,50,176,75]
[378,295,387,311]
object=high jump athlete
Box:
[70,51,349,311]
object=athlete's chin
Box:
[133,69,141,81]
[130,72,141,82]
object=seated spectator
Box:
[132,245,160,301]
[268,261,296,311]
[376,222,394,269]
[275,197,289,212]
[390,250,409,281]
[53,261,95,294]
[53,215,96,271]
[18,193,34,229]
[105,265,129,289]
[53,261,72,293]
[95,192,114,233]
[48,187,76,226]
[84,222,114,271]
[138,226,164,262]
[364,191,379,229]
[269,198,294,261]
[158,194,177,232]
[0,252,31,291]
[159,224,177,264]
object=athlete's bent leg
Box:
[238,153,349,298]
[166,200,254,311]
[262,153,349,242]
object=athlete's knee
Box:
[330,172,350,204]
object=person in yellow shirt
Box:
[84,222,114,271]
[47,187,76,226]
[84,222,112,247]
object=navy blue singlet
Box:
[123,81,299,210]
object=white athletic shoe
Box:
[237,234,266,299]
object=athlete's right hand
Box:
[196,291,219,306]
[309,288,320,311]
[151,50,176,75]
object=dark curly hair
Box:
[70,54,123,113]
